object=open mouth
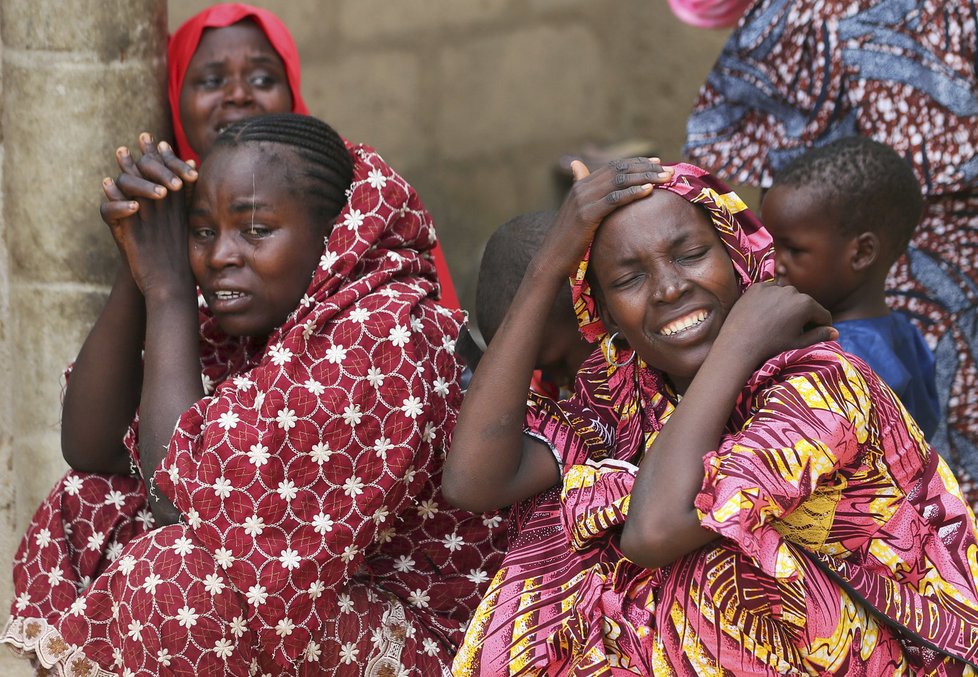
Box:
[207,289,251,313]
[658,310,708,337]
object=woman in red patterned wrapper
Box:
[445,159,978,675]
[1,114,503,675]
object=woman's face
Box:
[590,191,740,393]
[179,22,294,158]
[189,143,328,338]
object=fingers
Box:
[113,133,194,200]
[115,146,140,176]
[806,297,833,329]
[157,141,198,185]
[115,172,169,200]
[781,288,837,348]
[100,178,138,224]
[601,182,655,208]
[595,158,672,203]
[134,132,184,192]
[570,160,591,181]
[797,323,839,348]
[606,156,673,182]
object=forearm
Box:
[62,264,145,474]
[620,338,755,568]
[139,286,203,525]
[443,259,565,511]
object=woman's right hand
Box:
[538,157,674,279]
[717,282,838,368]
[100,133,199,298]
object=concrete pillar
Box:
[0,2,167,671]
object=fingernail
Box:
[155,186,166,196]
[117,147,129,157]
[129,201,138,209]
[642,183,653,190]
[159,141,171,152]
[140,132,152,143]
[102,177,112,186]
[187,169,199,179]
[170,177,182,188]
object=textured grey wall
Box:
[0,2,168,673]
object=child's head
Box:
[761,137,923,313]
[477,210,592,390]
[190,113,354,338]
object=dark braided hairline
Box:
[212,113,354,221]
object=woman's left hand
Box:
[100,133,199,299]
[717,282,838,367]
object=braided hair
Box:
[773,136,923,260]
[211,113,354,223]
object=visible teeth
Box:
[659,311,707,336]
[213,290,244,300]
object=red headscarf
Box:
[167,3,309,164]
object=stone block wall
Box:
[1,2,167,673]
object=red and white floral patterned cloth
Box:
[2,146,505,676]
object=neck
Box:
[828,275,890,322]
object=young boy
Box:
[761,136,940,440]
[475,210,593,399]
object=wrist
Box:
[697,334,758,389]
[142,278,197,308]
[525,254,575,291]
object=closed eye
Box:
[676,248,709,264]
[610,274,643,290]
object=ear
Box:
[849,232,880,272]
[588,286,614,332]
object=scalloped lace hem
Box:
[1,615,116,676]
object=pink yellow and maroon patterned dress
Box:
[453,165,978,676]
[2,146,506,676]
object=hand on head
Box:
[100,133,199,298]
[540,157,674,278]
